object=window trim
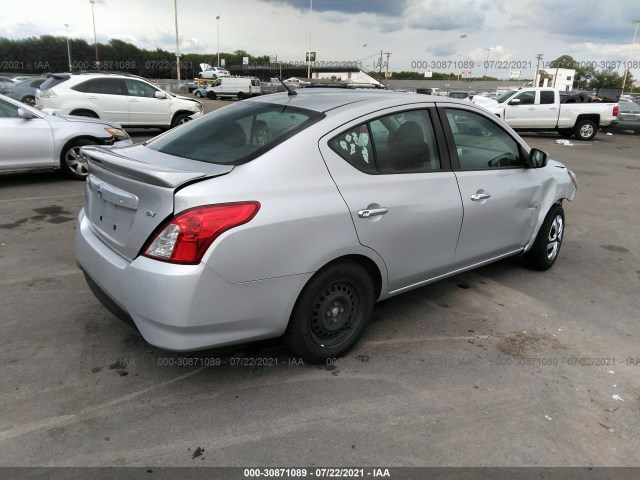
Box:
[436,104,530,172]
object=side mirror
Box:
[508,98,521,105]
[18,108,36,119]
[528,148,548,168]
[154,91,167,99]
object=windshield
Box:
[147,101,325,165]
[496,90,518,103]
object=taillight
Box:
[613,105,619,116]
[142,202,260,264]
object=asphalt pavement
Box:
[0,101,639,469]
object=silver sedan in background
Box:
[0,93,131,179]
[76,90,577,362]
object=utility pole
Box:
[64,24,72,72]
[174,0,181,82]
[384,51,391,88]
[621,20,640,92]
[307,0,313,78]
[535,53,543,87]
[89,0,99,69]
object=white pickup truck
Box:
[478,87,619,141]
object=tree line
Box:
[0,37,634,90]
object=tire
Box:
[71,110,98,118]
[21,95,36,106]
[524,204,565,271]
[237,92,246,100]
[574,119,597,141]
[197,73,203,79]
[284,262,375,363]
[171,112,191,128]
[207,91,216,100]
[60,138,98,180]
[558,128,573,138]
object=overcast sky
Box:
[1,0,640,79]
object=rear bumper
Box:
[75,208,310,351]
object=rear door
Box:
[439,105,542,267]
[534,90,559,128]
[319,107,463,292]
[83,78,130,124]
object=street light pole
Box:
[174,0,181,82]
[89,0,99,69]
[307,0,312,78]
[216,15,220,67]
[483,47,492,78]
[64,24,72,72]
[621,20,640,93]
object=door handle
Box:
[358,207,388,218]
[470,193,491,201]
[129,98,139,102]
[528,107,535,110]
[87,95,97,99]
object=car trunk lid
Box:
[82,144,233,261]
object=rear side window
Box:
[540,91,555,104]
[329,109,441,174]
[147,102,325,165]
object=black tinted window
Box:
[148,102,324,165]
[540,91,555,104]
[85,79,127,95]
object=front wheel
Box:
[524,204,565,271]
[61,138,98,180]
[284,262,374,363]
[22,95,36,106]
[171,112,191,128]
[237,91,246,100]
[574,119,597,141]
[206,91,216,100]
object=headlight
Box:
[104,127,129,141]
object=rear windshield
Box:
[39,74,71,91]
[147,102,325,165]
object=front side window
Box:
[512,90,535,105]
[147,102,324,165]
[445,109,524,169]
[0,98,20,117]
[124,79,158,98]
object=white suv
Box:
[37,72,203,128]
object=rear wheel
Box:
[284,262,374,363]
[574,119,597,140]
[237,91,246,100]
[21,95,36,106]
[61,138,97,180]
[524,204,564,271]
[207,91,217,100]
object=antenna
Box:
[277,76,297,96]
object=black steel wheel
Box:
[284,262,374,363]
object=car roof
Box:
[247,88,470,114]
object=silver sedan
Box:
[0,93,132,180]
[76,90,577,362]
